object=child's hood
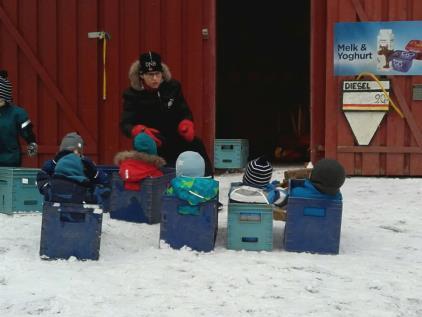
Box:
[114,150,166,167]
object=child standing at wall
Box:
[0,70,38,167]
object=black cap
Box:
[139,51,163,74]
[310,159,346,195]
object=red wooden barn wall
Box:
[0,0,215,167]
[3,0,421,176]
[312,0,422,176]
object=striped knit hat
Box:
[0,70,12,103]
[243,157,273,188]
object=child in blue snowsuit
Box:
[37,132,110,204]
[0,70,37,166]
[165,151,219,215]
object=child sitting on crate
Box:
[290,158,345,200]
[37,132,110,200]
[229,156,287,206]
[44,153,100,204]
[113,132,166,191]
[165,151,219,215]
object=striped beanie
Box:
[243,157,273,188]
[0,70,12,103]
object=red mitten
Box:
[178,119,195,142]
[131,124,162,147]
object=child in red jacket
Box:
[114,132,166,191]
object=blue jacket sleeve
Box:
[81,157,110,187]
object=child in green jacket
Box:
[0,70,37,166]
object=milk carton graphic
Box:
[376,29,394,70]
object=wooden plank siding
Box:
[3,0,419,175]
[0,0,216,167]
[318,0,422,175]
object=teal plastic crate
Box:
[227,203,273,251]
[0,167,43,214]
[214,139,249,169]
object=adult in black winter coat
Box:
[120,51,213,176]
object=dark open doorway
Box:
[216,1,311,164]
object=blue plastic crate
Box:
[96,165,119,212]
[214,139,249,169]
[0,167,43,214]
[109,167,175,224]
[160,196,218,252]
[39,201,103,260]
[389,50,417,73]
[227,203,273,251]
[283,179,343,254]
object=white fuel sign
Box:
[341,80,391,145]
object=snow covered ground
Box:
[0,166,421,317]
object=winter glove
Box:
[178,119,195,142]
[131,124,162,147]
[27,142,38,157]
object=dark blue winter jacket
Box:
[290,179,342,201]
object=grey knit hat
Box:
[0,70,12,102]
[59,132,84,152]
[243,157,273,188]
[310,159,346,195]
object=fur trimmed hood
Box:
[128,60,172,91]
[114,150,166,167]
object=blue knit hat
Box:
[176,151,205,177]
[54,153,87,183]
[0,70,12,103]
[133,132,157,155]
[243,157,273,188]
